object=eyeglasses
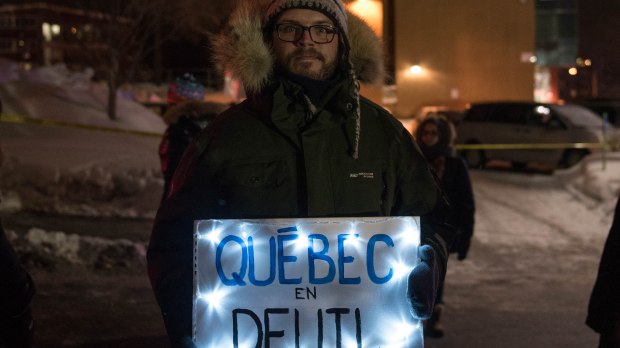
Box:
[274,23,338,44]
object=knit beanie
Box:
[264,0,350,52]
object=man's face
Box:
[272,9,339,80]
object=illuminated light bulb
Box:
[347,223,359,236]
[294,232,307,251]
[396,226,419,246]
[344,339,360,348]
[584,59,592,66]
[568,67,578,76]
[200,289,226,308]
[391,261,412,279]
[394,320,419,334]
[206,230,221,243]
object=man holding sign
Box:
[147,0,455,346]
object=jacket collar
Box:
[246,75,358,153]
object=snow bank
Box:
[5,227,146,270]
[558,152,620,214]
[0,60,165,218]
[2,68,166,134]
[1,159,163,218]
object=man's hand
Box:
[407,245,440,320]
[456,236,471,261]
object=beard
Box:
[282,48,338,80]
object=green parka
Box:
[147,1,455,345]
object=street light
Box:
[408,65,423,75]
[346,0,383,37]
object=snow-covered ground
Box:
[0,60,165,219]
[0,60,165,266]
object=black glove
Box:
[407,245,440,320]
[0,306,34,347]
[457,237,471,261]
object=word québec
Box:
[214,232,396,286]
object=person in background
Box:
[147,1,456,346]
[159,73,231,201]
[0,144,36,348]
[158,100,228,201]
[415,114,475,338]
[587,196,620,348]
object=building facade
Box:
[0,2,118,72]
[376,0,536,118]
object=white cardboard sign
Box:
[193,217,423,348]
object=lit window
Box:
[51,24,61,36]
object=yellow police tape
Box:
[0,113,163,138]
[0,113,608,150]
[454,142,604,150]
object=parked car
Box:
[455,101,610,169]
[576,98,620,128]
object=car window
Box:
[526,105,552,126]
[490,104,526,124]
[464,105,491,122]
[552,105,605,128]
[547,113,566,129]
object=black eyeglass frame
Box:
[274,23,339,44]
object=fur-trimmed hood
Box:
[211,0,384,94]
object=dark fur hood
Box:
[211,0,384,94]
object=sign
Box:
[193,217,423,348]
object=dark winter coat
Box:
[147,1,454,345]
[148,76,453,345]
[440,156,475,260]
[0,221,35,347]
[1,144,35,346]
[587,196,620,338]
[158,101,228,201]
[1,149,35,325]
[415,117,475,260]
